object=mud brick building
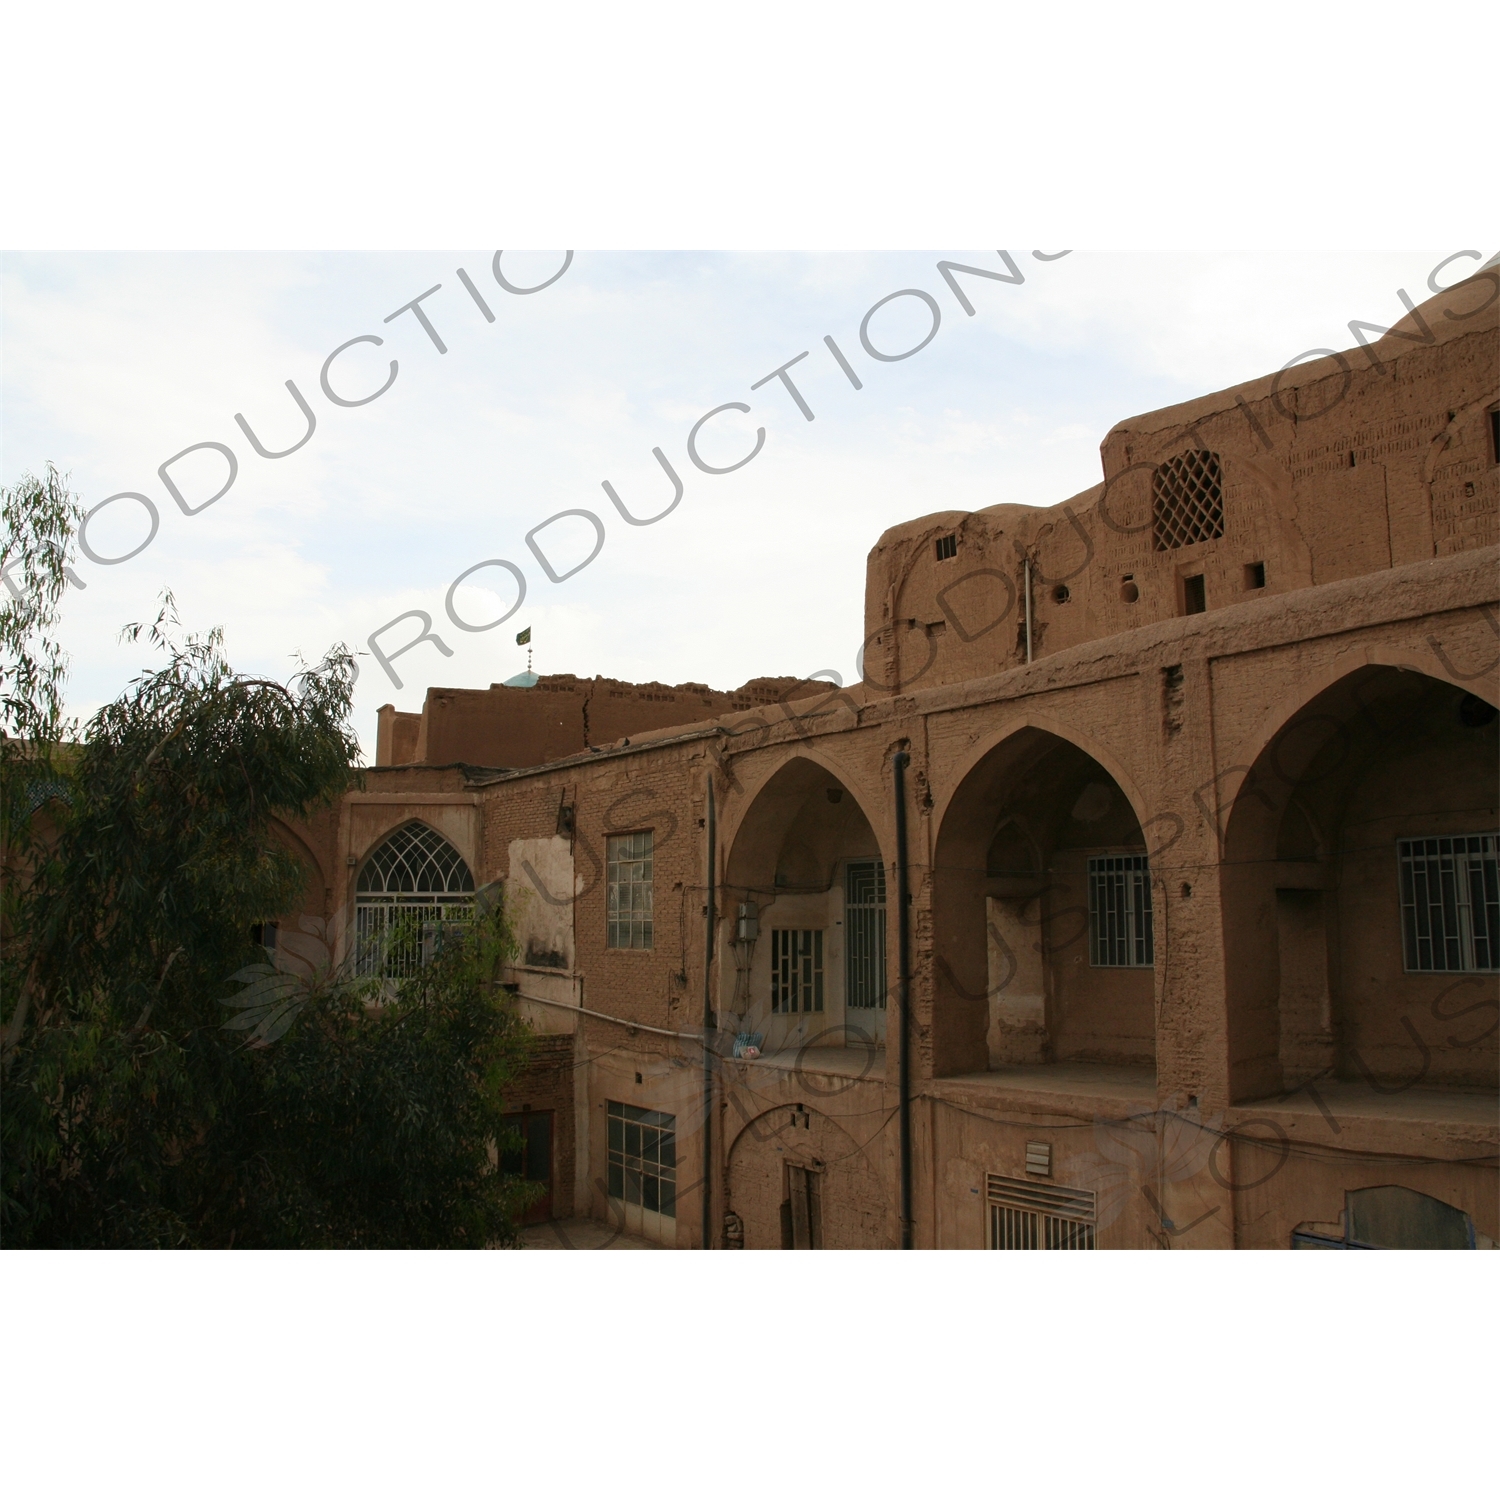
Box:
[275,271,1500,1249]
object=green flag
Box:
[516,626,531,646]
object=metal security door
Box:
[844,860,887,1040]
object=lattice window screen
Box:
[1152,451,1224,551]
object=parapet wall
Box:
[864,271,1499,695]
[375,673,831,770]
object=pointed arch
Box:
[725,1100,890,1249]
[356,819,475,895]
[1226,643,1499,786]
[931,716,1158,1078]
[719,747,888,877]
[721,753,890,1057]
[931,711,1151,839]
[1218,661,1499,1104]
[354,821,475,977]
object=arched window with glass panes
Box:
[354,822,476,977]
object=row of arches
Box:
[723,664,1499,1102]
[268,660,1497,1105]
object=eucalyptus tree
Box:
[2,471,536,1247]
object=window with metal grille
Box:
[935,533,958,561]
[1088,854,1154,967]
[1399,834,1500,972]
[771,929,824,1012]
[607,1101,676,1219]
[1152,451,1224,551]
[987,1174,1096,1249]
[845,860,887,1008]
[354,822,475,978]
[607,830,654,949]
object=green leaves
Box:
[1,462,81,745]
[3,477,535,1249]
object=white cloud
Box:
[5,249,1483,759]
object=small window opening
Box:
[1465,481,1477,497]
[1183,574,1206,615]
[1088,855,1154,967]
[1490,407,1500,464]
[1052,584,1070,604]
[1348,451,1356,468]
[1120,575,1139,604]
[1244,561,1266,590]
[1399,835,1499,972]
[771,929,825,1013]
[935,534,958,562]
[1152,451,1224,550]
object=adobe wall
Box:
[374,674,830,770]
[863,272,1499,697]
[271,267,1498,1249]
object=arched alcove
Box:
[723,758,887,1055]
[932,727,1156,1078]
[1221,667,1499,1101]
[726,1103,891,1248]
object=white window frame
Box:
[606,830,654,950]
[354,822,475,979]
[607,1100,676,1242]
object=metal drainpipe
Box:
[1024,558,1034,664]
[701,773,716,1250]
[892,750,913,1249]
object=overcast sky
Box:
[2,248,1482,757]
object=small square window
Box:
[935,534,958,562]
[1244,561,1266,590]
